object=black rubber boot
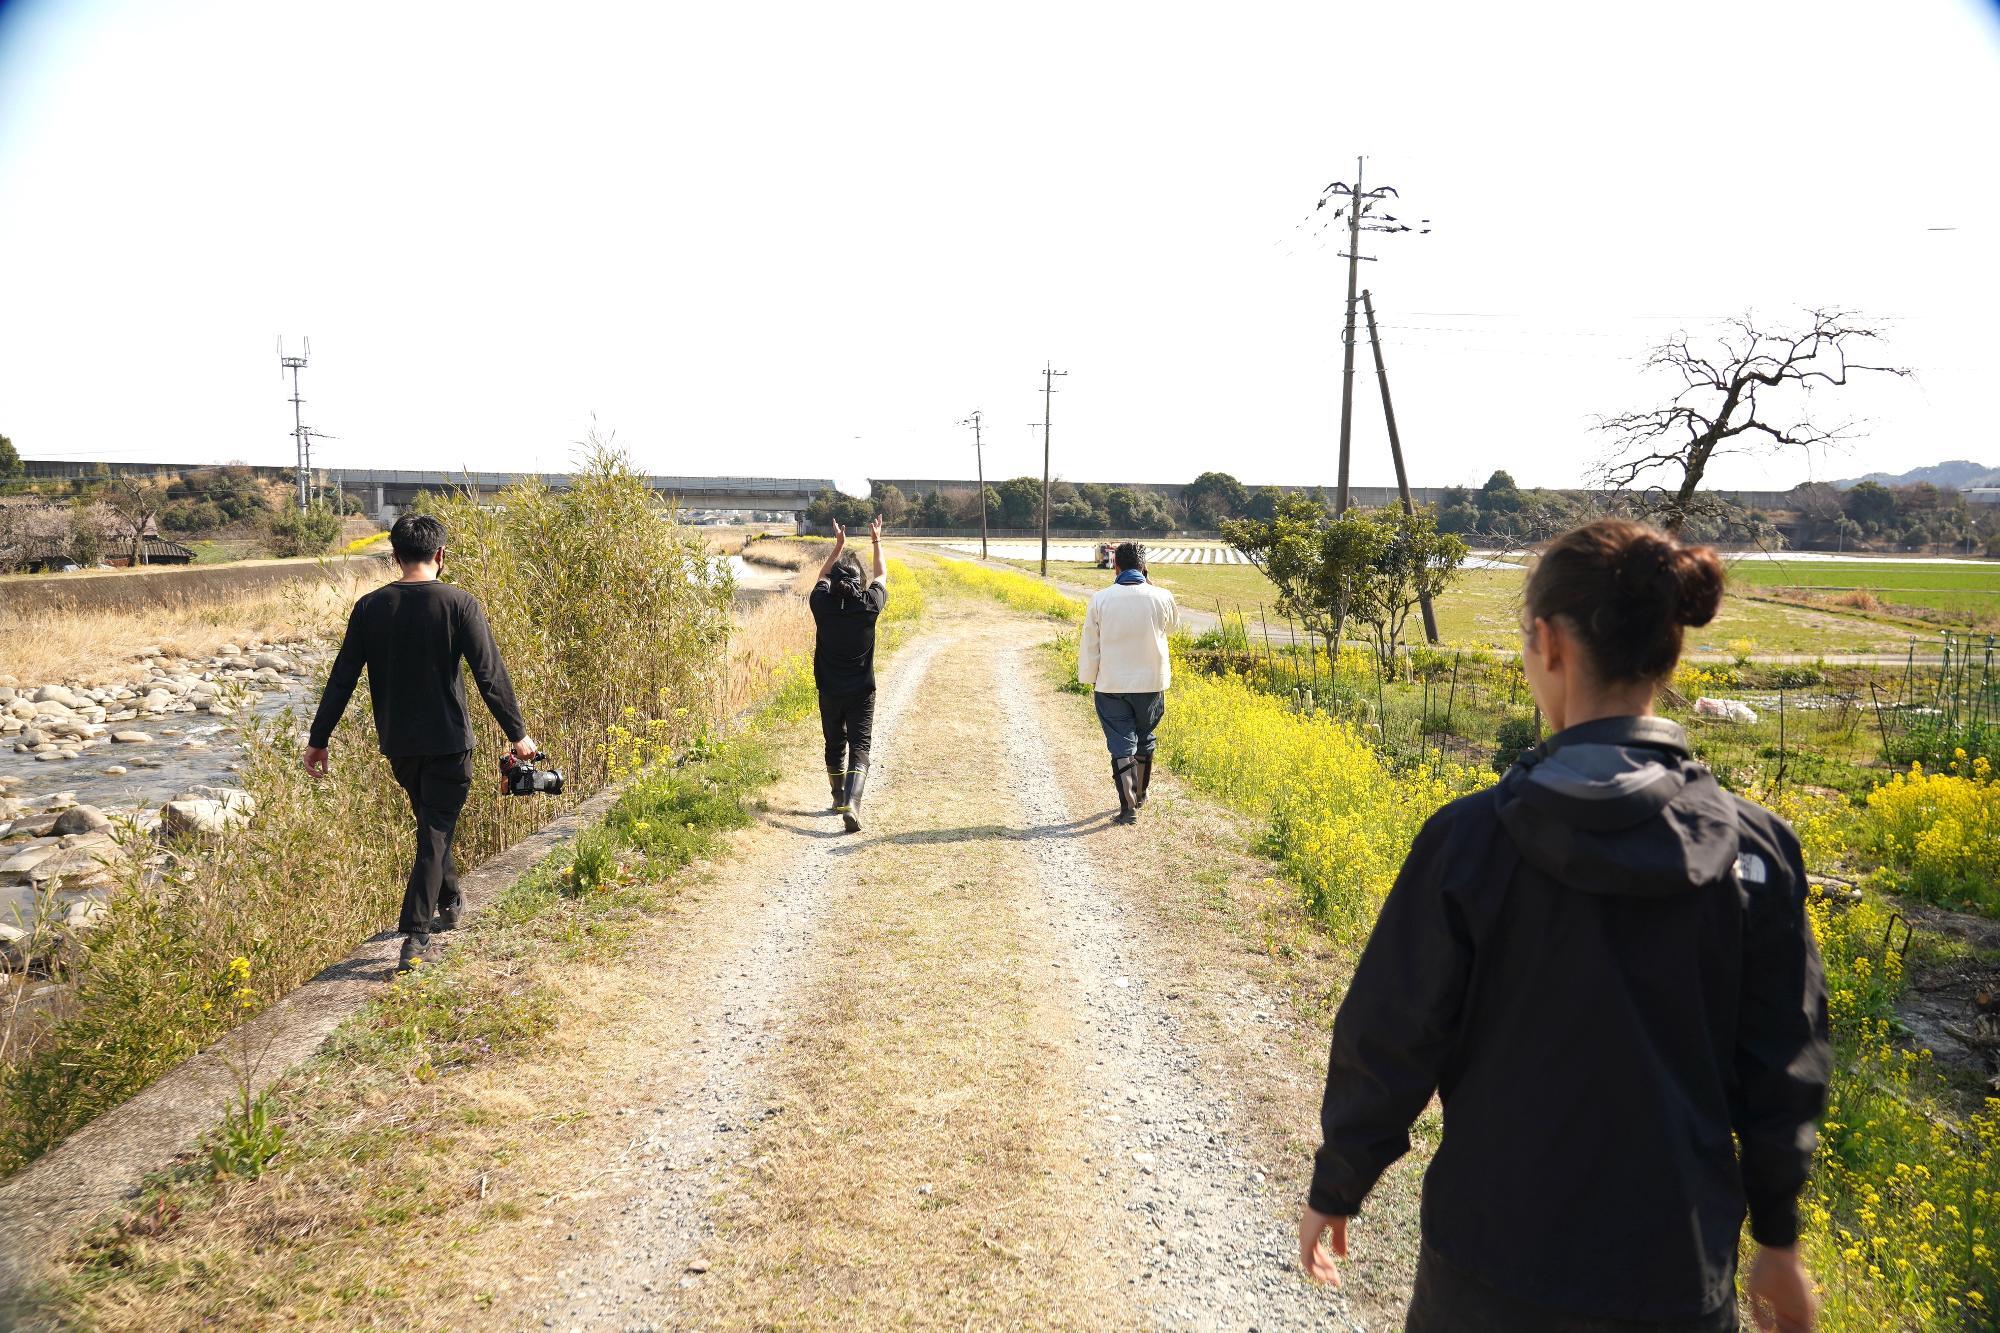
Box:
[433,897,461,933]
[829,769,847,814]
[842,764,870,833]
[1113,758,1139,824]
[1134,755,1154,809]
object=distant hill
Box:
[1835,459,1999,490]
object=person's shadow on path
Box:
[828,814,1112,855]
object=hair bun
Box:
[1668,542,1724,627]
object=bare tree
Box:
[1594,309,1906,531]
[100,475,169,566]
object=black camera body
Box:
[500,752,565,797]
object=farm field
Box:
[1720,555,2000,620]
[1004,556,1951,657]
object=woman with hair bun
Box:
[1298,519,1832,1331]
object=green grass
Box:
[1719,556,2000,619]
[1020,557,1941,657]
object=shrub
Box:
[266,503,342,557]
[1490,716,1540,774]
[1857,755,2000,912]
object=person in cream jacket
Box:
[1077,542,1178,823]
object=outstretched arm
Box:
[869,514,885,582]
[816,522,848,582]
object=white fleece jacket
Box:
[1078,579,1178,693]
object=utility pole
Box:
[1313,161,1427,514]
[1363,289,1438,643]
[1038,362,1067,576]
[278,336,310,510]
[957,410,988,559]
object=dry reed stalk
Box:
[0,571,374,689]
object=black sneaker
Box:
[396,933,434,974]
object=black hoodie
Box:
[1309,716,1831,1322]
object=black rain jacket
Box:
[1309,716,1831,1322]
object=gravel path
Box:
[513,635,948,1333]
[992,644,1362,1332]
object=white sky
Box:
[1,0,1996,497]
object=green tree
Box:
[1477,470,1523,514]
[914,489,954,527]
[869,482,909,526]
[1843,480,1898,533]
[0,434,21,482]
[1225,501,1467,680]
[1182,471,1249,527]
[1246,485,1285,521]
[997,476,1043,527]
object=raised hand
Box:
[832,520,846,545]
[869,514,884,542]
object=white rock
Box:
[160,797,251,838]
[33,685,81,707]
[110,731,154,744]
[102,766,128,777]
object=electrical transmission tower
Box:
[278,337,311,510]
[1037,362,1067,576]
[1312,159,1428,515]
[957,410,988,559]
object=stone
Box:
[52,805,110,836]
[27,841,124,887]
[111,731,154,745]
[217,644,241,657]
[252,653,291,671]
[5,814,60,841]
[33,685,82,708]
[0,841,62,882]
[0,687,14,704]
[102,766,128,777]
[17,728,44,748]
[175,785,256,814]
[6,699,37,720]
[160,797,252,838]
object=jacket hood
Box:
[1494,716,1740,897]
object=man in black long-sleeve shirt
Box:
[306,513,537,972]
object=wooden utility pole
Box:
[958,410,988,559]
[1363,288,1439,643]
[1038,362,1067,576]
[1312,160,1425,515]
[1335,156,1365,517]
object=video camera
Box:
[500,751,565,797]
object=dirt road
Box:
[456,604,1412,1330]
[33,599,1423,1330]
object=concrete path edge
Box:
[0,776,631,1311]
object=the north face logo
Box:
[1735,852,1768,885]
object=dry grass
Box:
[720,594,815,718]
[0,570,374,688]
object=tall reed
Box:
[0,442,733,1171]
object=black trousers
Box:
[388,750,474,937]
[818,688,877,773]
[1406,1245,1737,1333]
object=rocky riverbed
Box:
[0,639,322,962]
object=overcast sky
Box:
[1,0,1995,497]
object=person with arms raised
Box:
[811,515,888,833]
[1299,519,1831,1332]
[305,513,538,973]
